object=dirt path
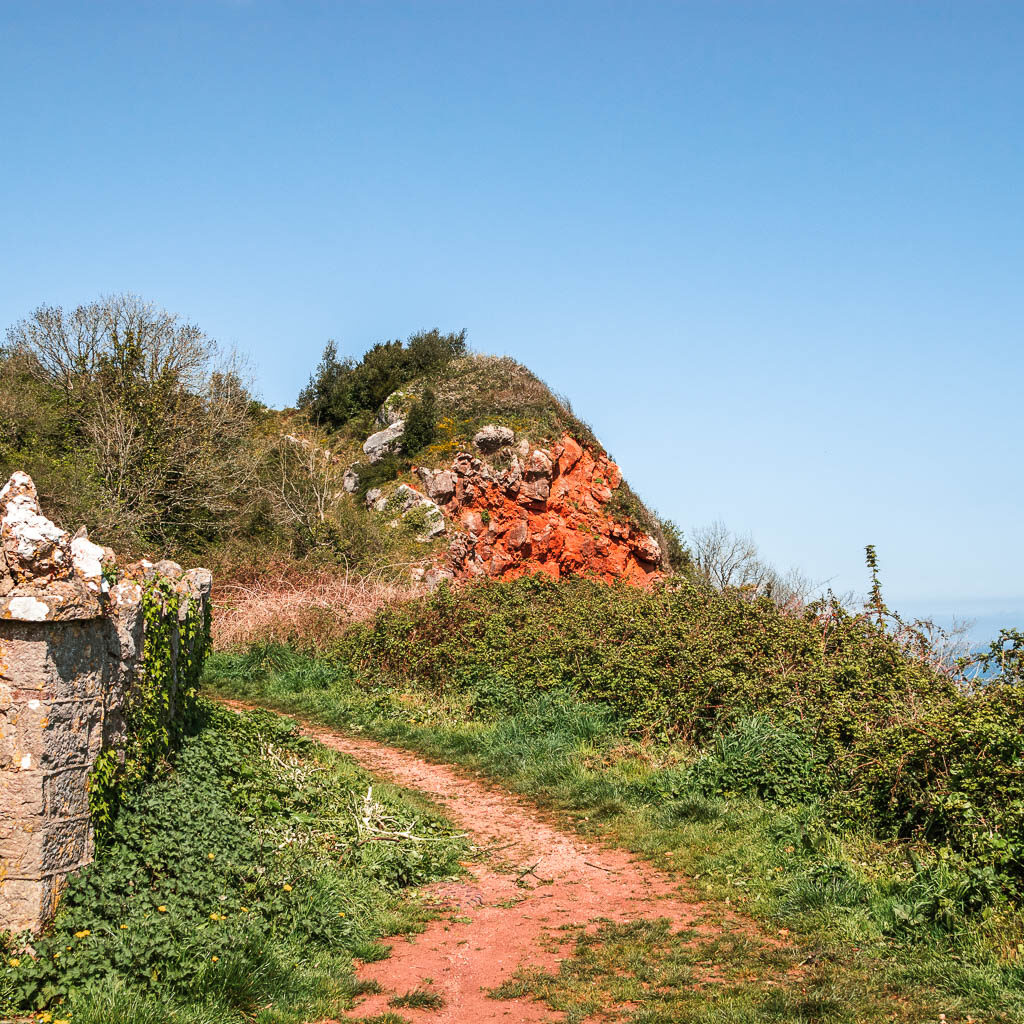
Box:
[223,703,742,1023]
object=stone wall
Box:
[0,473,211,935]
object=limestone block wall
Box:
[0,473,211,935]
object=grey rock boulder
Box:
[363,420,405,463]
[416,467,456,504]
[377,389,412,427]
[473,425,515,452]
[392,484,447,542]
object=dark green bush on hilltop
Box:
[299,330,466,431]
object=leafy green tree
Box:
[298,329,466,430]
[402,387,437,455]
[2,294,259,552]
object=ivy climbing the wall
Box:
[89,577,211,844]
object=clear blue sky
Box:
[2,2,1021,631]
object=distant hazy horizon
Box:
[894,600,1023,648]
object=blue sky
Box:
[2,1,1021,632]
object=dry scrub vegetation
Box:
[211,559,424,650]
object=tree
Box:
[691,520,816,609]
[402,387,437,454]
[262,432,345,551]
[3,294,259,551]
[298,329,467,431]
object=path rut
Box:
[224,704,743,1023]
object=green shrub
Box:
[402,387,437,455]
[299,331,466,431]
[688,716,826,805]
[847,680,1024,895]
[340,575,953,754]
[966,627,1024,686]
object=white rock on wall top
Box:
[0,472,114,621]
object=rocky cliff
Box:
[364,426,664,587]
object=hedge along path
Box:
[219,702,773,1024]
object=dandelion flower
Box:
[8,958,20,967]
[207,853,215,861]
[120,924,129,929]
[282,883,293,892]
[157,905,167,913]
[74,929,90,938]
[239,906,249,912]
[211,955,219,962]
[337,912,345,917]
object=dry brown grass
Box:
[211,558,424,650]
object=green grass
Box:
[494,917,857,1024]
[389,984,445,1009]
[204,646,1024,1023]
[0,700,467,1023]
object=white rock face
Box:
[0,473,70,578]
[416,467,456,504]
[377,389,412,427]
[363,420,405,463]
[71,534,106,580]
[7,595,49,621]
[365,487,387,512]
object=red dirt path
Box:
[284,720,741,1024]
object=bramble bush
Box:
[339,574,953,750]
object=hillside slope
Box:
[299,350,679,587]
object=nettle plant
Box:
[89,577,212,843]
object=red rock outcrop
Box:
[414,433,662,586]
